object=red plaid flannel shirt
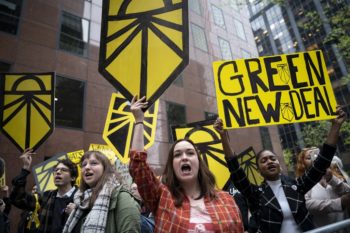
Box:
[130,150,244,233]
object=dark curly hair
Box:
[55,158,78,186]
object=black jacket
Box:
[226,143,336,233]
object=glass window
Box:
[0,0,22,34]
[191,23,208,52]
[166,102,186,142]
[211,5,226,29]
[189,0,201,15]
[218,37,232,60]
[234,18,247,41]
[241,49,251,58]
[266,5,295,54]
[55,75,85,129]
[59,11,89,56]
[260,127,273,150]
[173,74,183,87]
[229,0,239,11]
[0,61,11,72]
[205,112,218,121]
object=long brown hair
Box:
[79,151,120,206]
[162,139,216,207]
[295,148,315,177]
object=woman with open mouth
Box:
[129,95,244,233]
[214,105,347,233]
[62,151,141,233]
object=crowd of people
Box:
[0,96,348,233]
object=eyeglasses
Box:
[53,167,70,173]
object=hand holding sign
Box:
[326,105,347,146]
[331,105,347,126]
[130,96,148,123]
[130,95,148,152]
[20,148,36,171]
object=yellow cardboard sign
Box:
[236,147,263,185]
[67,150,85,186]
[213,50,337,129]
[103,93,158,164]
[99,0,189,110]
[89,144,116,164]
[0,73,55,151]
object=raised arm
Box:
[10,149,37,211]
[130,95,148,151]
[129,96,161,213]
[213,118,237,160]
[326,106,347,146]
[214,119,256,200]
[298,106,347,193]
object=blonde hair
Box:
[296,147,317,177]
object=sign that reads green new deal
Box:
[212,50,337,129]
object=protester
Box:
[10,149,78,233]
[17,185,40,233]
[228,184,250,233]
[0,185,11,233]
[63,150,140,233]
[296,150,350,232]
[214,105,347,233]
[330,155,350,183]
[130,182,155,233]
[129,96,244,232]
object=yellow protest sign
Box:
[0,73,55,151]
[213,50,337,129]
[32,150,84,192]
[67,150,84,186]
[172,120,230,189]
[103,93,158,164]
[89,144,117,164]
[99,0,189,110]
[236,147,263,185]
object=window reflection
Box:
[166,102,186,142]
[55,75,85,129]
[59,11,90,56]
[0,0,22,35]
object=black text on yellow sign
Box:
[0,73,55,151]
[213,50,337,129]
[99,0,189,110]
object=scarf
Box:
[62,178,119,233]
[27,193,40,229]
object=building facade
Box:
[247,0,350,168]
[0,0,284,229]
